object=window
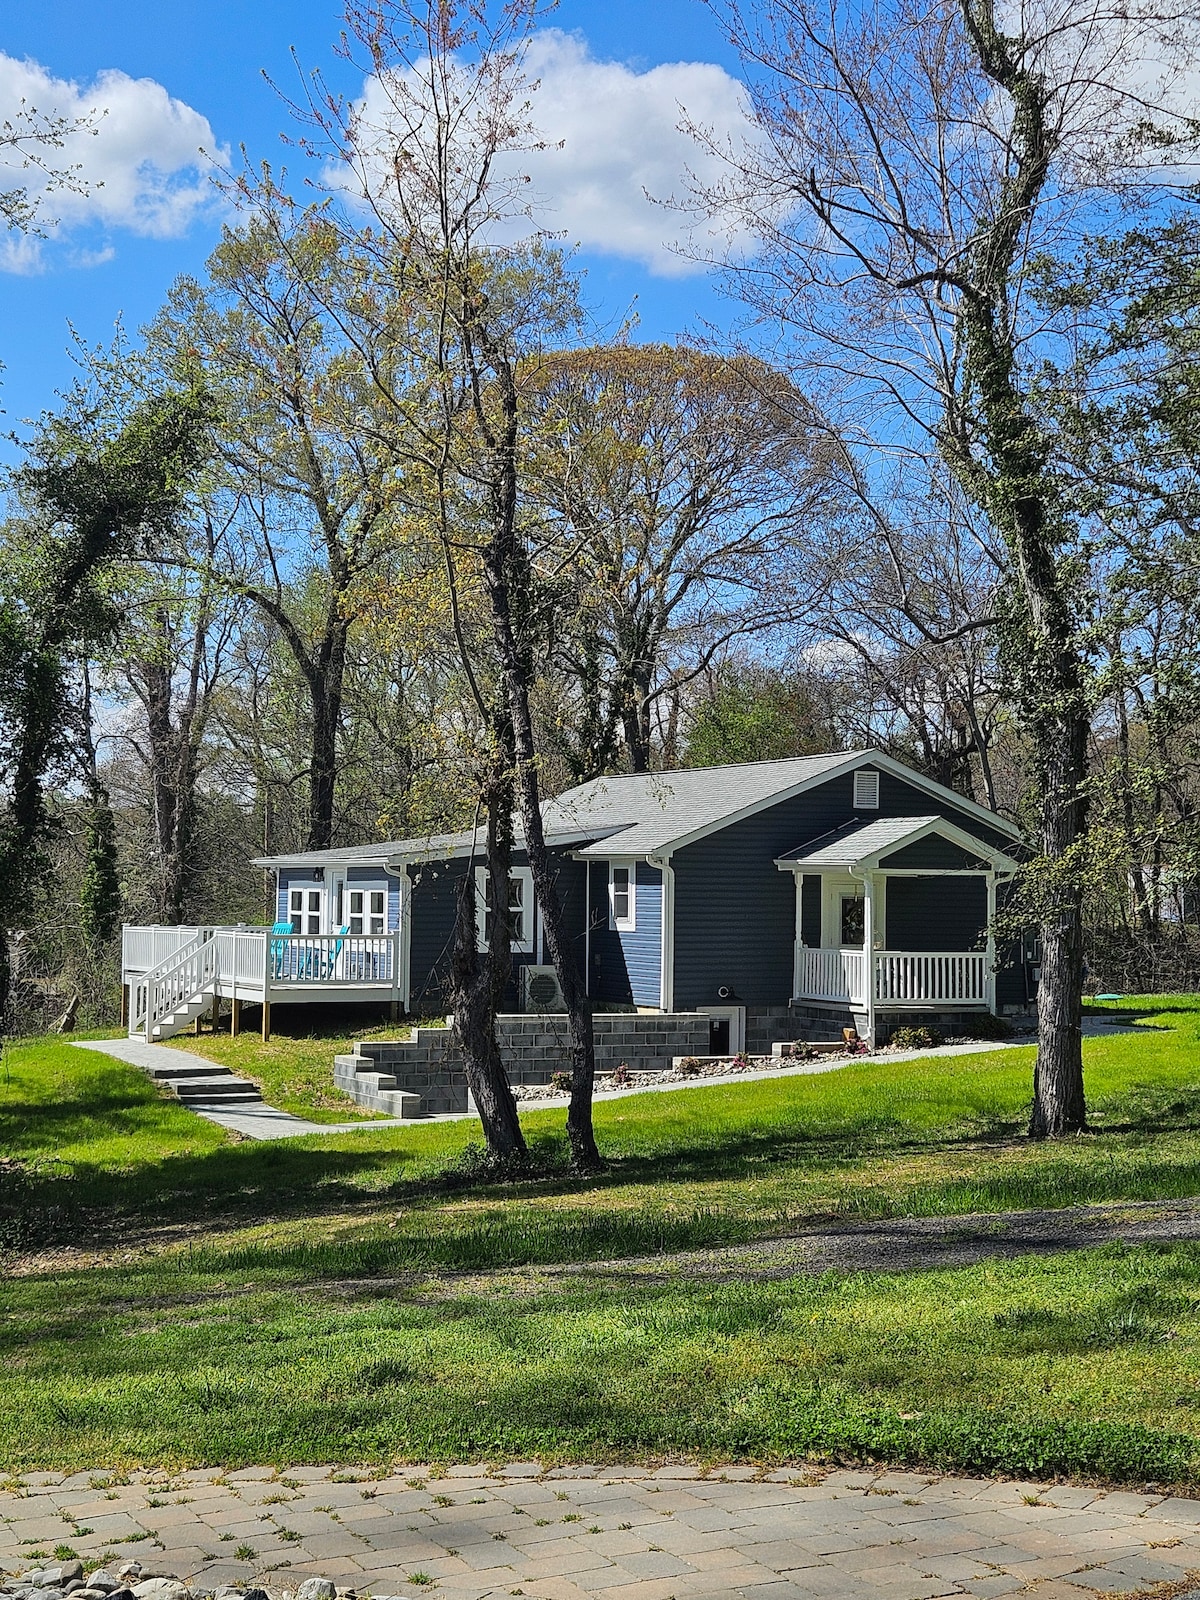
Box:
[348,886,387,936]
[475,866,535,954]
[853,769,880,809]
[608,861,636,931]
[840,893,865,946]
[289,886,322,934]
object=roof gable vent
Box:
[853,770,880,810]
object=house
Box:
[121,749,1029,1050]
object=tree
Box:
[147,215,415,852]
[683,660,837,767]
[699,0,1200,1135]
[285,0,601,1162]
[0,390,209,1028]
[522,343,833,776]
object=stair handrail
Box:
[131,926,219,1037]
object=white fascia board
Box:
[774,815,1021,874]
[650,745,1025,856]
[865,752,1025,842]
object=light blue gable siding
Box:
[626,863,663,1006]
[275,865,401,930]
[587,861,661,1007]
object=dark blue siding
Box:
[588,864,631,1005]
[800,874,821,945]
[885,876,987,951]
[880,836,990,870]
[408,849,587,1014]
[672,765,1019,1009]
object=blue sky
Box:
[1,0,750,460]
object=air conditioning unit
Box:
[523,964,566,1012]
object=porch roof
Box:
[775,814,1021,872]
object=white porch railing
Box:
[796,946,868,1005]
[266,930,397,985]
[873,950,988,1004]
[122,924,217,976]
[795,946,988,1008]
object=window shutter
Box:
[854,770,880,809]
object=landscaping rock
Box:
[296,1582,336,1600]
[86,1573,119,1592]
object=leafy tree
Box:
[0,390,209,1027]
[699,0,1200,1135]
[523,344,832,776]
[684,662,837,767]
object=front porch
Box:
[121,924,404,1041]
[778,812,1022,1038]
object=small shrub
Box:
[549,1069,571,1093]
[611,1062,633,1086]
[954,1012,1016,1041]
[889,1024,944,1051]
[729,1051,752,1069]
[677,1057,703,1077]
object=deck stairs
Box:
[130,930,220,1042]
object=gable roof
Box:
[253,747,1022,871]
[776,814,1021,873]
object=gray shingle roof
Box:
[777,815,943,868]
[553,752,863,858]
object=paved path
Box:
[73,1040,414,1140]
[76,1017,1142,1138]
[3,1463,1200,1599]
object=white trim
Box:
[346,881,389,937]
[608,859,637,932]
[653,854,675,1012]
[776,814,1021,875]
[399,871,412,1009]
[639,749,1022,858]
[475,865,535,955]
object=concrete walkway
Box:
[73,1040,414,1140]
[3,1462,1200,1599]
[76,1017,1143,1138]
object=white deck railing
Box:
[795,946,988,1008]
[124,925,402,1037]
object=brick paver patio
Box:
[3,1464,1199,1599]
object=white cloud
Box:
[0,52,227,272]
[352,30,758,277]
[511,32,757,276]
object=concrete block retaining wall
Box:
[339,1011,713,1116]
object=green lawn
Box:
[2,1000,1200,1480]
[163,1023,417,1122]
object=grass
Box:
[162,1023,412,1122]
[3,997,1200,1480]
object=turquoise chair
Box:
[269,919,295,980]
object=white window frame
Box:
[346,882,389,937]
[475,865,535,954]
[288,884,323,935]
[608,859,637,933]
[854,769,880,809]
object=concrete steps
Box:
[333,1052,422,1118]
[147,1058,263,1105]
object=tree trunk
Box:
[448,761,527,1159]
[305,618,348,853]
[1029,704,1089,1136]
[479,345,601,1170]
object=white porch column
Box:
[793,871,803,1000]
[985,873,998,1013]
[862,871,875,1043]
